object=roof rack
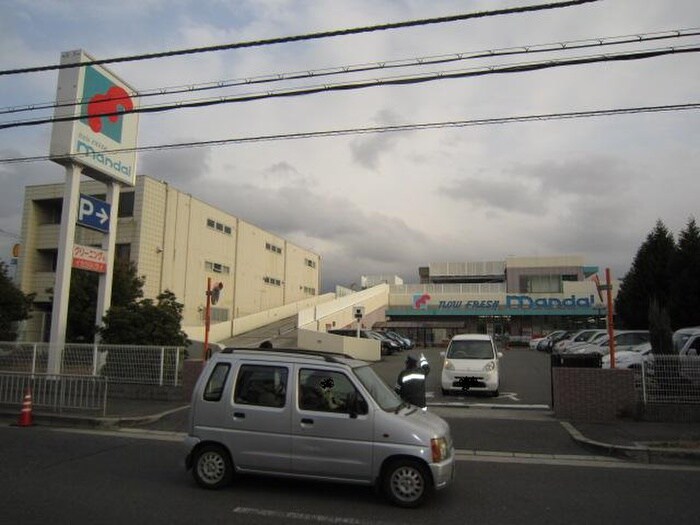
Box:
[220,347,358,363]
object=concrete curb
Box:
[560,421,700,464]
[0,404,190,429]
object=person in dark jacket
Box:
[396,355,427,408]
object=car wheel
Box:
[192,444,233,489]
[491,389,499,398]
[383,459,433,508]
[441,388,450,396]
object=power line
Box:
[2,44,698,131]
[0,0,600,76]
[2,103,697,165]
[4,27,697,117]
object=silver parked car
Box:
[185,348,455,507]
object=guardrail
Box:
[0,343,185,386]
[0,372,108,415]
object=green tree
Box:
[670,217,700,329]
[0,261,34,341]
[615,220,676,329]
[63,259,145,343]
[99,290,189,346]
[648,297,673,355]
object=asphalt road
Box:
[2,425,700,524]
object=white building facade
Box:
[16,175,321,342]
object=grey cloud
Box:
[139,147,211,186]
[438,176,542,215]
[350,109,405,170]
[510,157,635,197]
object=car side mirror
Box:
[440,351,446,357]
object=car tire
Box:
[441,388,450,396]
[491,389,499,398]
[192,444,233,489]
[383,458,433,508]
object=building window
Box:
[207,218,233,235]
[205,261,230,274]
[303,286,316,295]
[305,258,316,269]
[118,192,135,218]
[263,276,282,287]
[116,243,131,262]
[266,242,282,254]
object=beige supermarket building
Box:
[16,175,322,342]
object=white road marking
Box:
[233,507,394,524]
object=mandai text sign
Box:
[49,50,139,186]
[435,295,598,311]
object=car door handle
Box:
[233,412,245,419]
[301,418,314,425]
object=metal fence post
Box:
[31,343,38,376]
[159,347,165,386]
[174,347,181,387]
[641,360,647,405]
[92,344,99,376]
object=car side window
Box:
[299,369,366,415]
[234,365,288,408]
[203,363,230,402]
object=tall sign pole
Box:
[47,164,82,375]
[47,49,139,372]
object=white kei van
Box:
[441,334,502,396]
[185,348,455,507]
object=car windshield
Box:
[353,365,402,411]
[447,340,494,359]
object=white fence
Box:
[0,372,108,414]
[0,343,185,387]
[638,355,700,405]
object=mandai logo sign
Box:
[81,66,133,143]
[413,293,431,310]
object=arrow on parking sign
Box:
[77,194,111,233]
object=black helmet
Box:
[405,355,418,367]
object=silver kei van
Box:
[185,348,455,507]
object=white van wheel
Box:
[193,445,233,489]
[383,459,432,508]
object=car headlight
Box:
[444,359,454,371]
[483,361,495,372]
[431,437,449,462]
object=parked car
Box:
[535,330,567,352]
[185,347,455,507]
[529,335,547,350]
[601,342,652,369]
[367,330,402,354]
[539,330,573,353]
[675,327,700,355]
[440,334,502,397]
[571,330,650,356]
[386,331,415,350]
[560,330,608,354]
[553,329,603,354]
[381,331,412,350]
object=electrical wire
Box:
[3,27,697,117]
[1,103,697,165]
[0,0,600,76]
[2,44,698,131]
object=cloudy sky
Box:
[1,0,698,291]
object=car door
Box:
[222,361,293,473]
[292,366,374,481]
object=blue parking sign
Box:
[77,194,111,233]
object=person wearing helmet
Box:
[396,355,427,408]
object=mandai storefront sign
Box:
[432,294,597,310]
